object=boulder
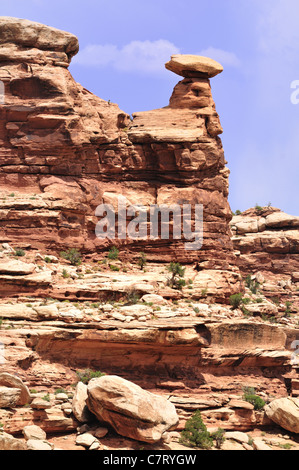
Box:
[165,54,223,78]
[224,431,249,444]
[23,425,47,441]
[76,432,98,448]
[0,373,30,406]
[72,382,94,423]
[0,260,35,275]
[26,439,53,451]
[252,438,272,451]
[0,386,21,408]
[0,431,27,450]
[265,397,299,433]
[87,375,179,443]
[30,397,52,410]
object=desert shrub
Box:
[211,428,226,449]
[126,289,140,305]
[54,388,66,395]
[243,387,265,410]
[110,264,120,272]
[76,369,106,385]
[167,262,186,290]
[285,301,293,315]
[108,246,119,260]
[14,249,25,257]
[62,269,70,279]
[60,248,82,266]
[180,410,213,450]
[137,252,147,270]
[230,293,243,309]
[255,204,263,214]
[245,275,260,294]
[42,393,50,402]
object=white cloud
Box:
[253,0,299,57]
[73,39,180,75]
[198,47,241,68]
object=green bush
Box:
[255,204,263,214]
[137,252,147,270]
[211,428,226,449]
[245,275,260,294]
[229,293,243,309]
[60,248,82,266]
[126,289,140,305]
[110,264,120,272]
[76,369,106,385]
[243,387,265,410]
[108,246,119,260]
[167,262,186,290]
[62,269,70,279]
[180,410,213,450]
[14,249,25,257]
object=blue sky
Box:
[1,0,298,215]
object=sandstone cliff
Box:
[0,17,240,302]
[0,18,299,452]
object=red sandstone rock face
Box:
[0,17,241,299]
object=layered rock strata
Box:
[0,18,240,301]
[231,207,299,309]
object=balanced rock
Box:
[87,375,179,443]
[265,397,299,433]
[165,54,224,78]
[0,17,242,301]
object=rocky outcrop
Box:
[0,17,240,302]
[231,208,299,276]
[231,207,299,309]
[86,375,179,443]
[265,397,299,433]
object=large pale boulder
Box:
[0,260,35,275]
[0,386,21,408]
[87,375,179,443]
[72,382,94,423]
[23,425,47,441]
[0,431,27,450]
[0,373,30,406]
[265,397,299,433]
[26,439,53,451]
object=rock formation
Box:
[0,17,241,302]
[86,375,179,443]
[231,207,299,310]
[0,18,298,451]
